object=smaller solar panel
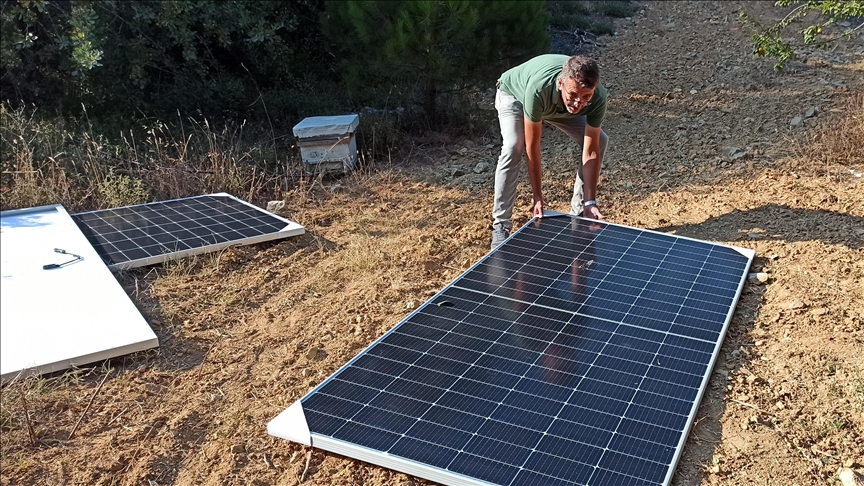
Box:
[72,193,304,269]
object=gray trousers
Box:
[492,89,609,230]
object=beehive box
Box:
[292,114,360,175]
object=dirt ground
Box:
[2,1,863,485]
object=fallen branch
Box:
[300,450,312,483]
[68,370,111,440]
[21,392,37,446]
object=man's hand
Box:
[532,198,544,218]
[583,204,605,221]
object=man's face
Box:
[558,77,595,114]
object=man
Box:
[490,54,609,248]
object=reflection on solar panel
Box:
[72,193,304,269]
[268,215,754,486]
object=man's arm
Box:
[582,124,605,220]
[525,118,544,218]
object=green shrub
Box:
[594,1,634,19]
[98,170,149,208]
[585,17,615,36]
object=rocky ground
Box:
[2,1,863,486]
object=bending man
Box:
[491,54,608,248]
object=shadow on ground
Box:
[652,204,864,250]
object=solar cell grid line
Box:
[268,214,754,486]
[72,193,303,268]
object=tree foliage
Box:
[1,0,327,120]
[321,0,549,122]
[2,0,552,129]
[742,0,864,70]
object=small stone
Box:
[805,106,818,118]
[747,232,761,239]
[690,89,698,94]
[626,182,634,188]
[789,299,806,310]
[790,115,804,127]
[266,200,286,213]
[450,167,466,177]
[729,148,747,161]
[769,254,780,260]
[473,162,490,174]
[305,347,320,360]
[775,401,785,410]
[839,468,864,486]
[811,308,828,316]
[144,383,164,395]
[230,444,246,454]
[756,273,769,283]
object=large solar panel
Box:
[72,193,304,269]
[268,215,754,486]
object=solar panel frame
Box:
[72,193,304,269]
[269,214,754,486]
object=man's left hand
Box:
[583,204,605,221]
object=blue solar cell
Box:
[403,419,470,450]
[271,215,753,486]
[466,431,533,465]
[336,420,400,450]
[389,436,457,469]
[449,453,518,485]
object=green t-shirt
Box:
[498,54,607,127]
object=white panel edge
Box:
[312,435,498,486]
[267,400,311,446]
[1,334,159,384]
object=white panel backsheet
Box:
[1,205,158,382]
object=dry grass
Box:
[791,94,864,178]
[0,104,302,212]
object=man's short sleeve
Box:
[523,92,546,123]
[585,85,607,128]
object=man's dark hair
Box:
[562,56,600,88]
